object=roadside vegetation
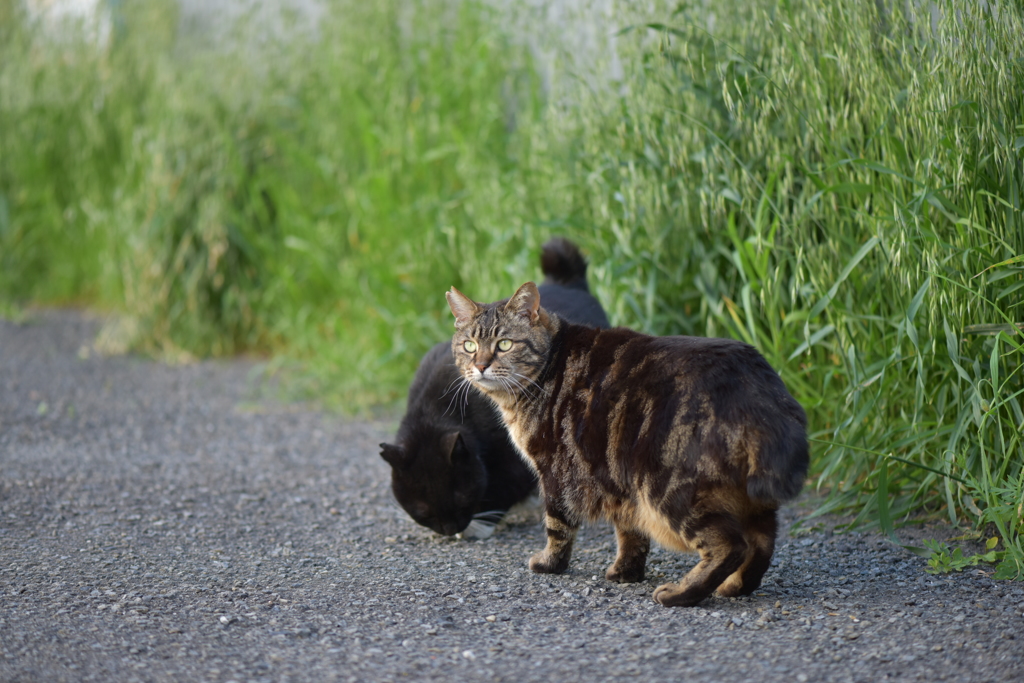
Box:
[2,0,1021,577]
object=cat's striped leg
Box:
[717,508,777,597]
[652,512,747,607]
[605,525,650,583]
[528,507,577,575]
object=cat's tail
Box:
[747,403,810,504]
[540,238,591,291]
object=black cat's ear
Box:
[446,287,480,328]
[379,443,406,468]
[441,432,470,464]
[505,281,541,324]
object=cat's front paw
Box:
[529,550,570,574]
[605,561,645,583]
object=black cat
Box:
[380,238,610,538]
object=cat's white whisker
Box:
[513,371,543,391]
[503,374,539,404]
[440,373,465,397]
[511,372,543,400]
[442,376,474,420]
[442,384,463,416]
[504,378,526,405]
[472,509,506,523]
[497,376,523,407]
[443,377,469,417]
[459,378,474,421]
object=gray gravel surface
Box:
[2,311,1023,683]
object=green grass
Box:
[1,0,555,398]
[1,0,1022,577]
[567,0,1024,577]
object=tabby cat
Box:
[445,281,808,606]
[380,239,609,539]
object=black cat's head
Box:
[379,430,487,536]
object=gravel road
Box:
[2,311,1022,683]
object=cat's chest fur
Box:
[490,339,603,488]
[494,401,542,472]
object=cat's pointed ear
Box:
[505,281,541,324]
[379,442,407,468]
[446,287,480,328]
[441,432,470,464]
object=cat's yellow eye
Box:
[463,340,478,353]
[497,339,513,352]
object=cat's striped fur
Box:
[446,281,808,606]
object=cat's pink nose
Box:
[475,363,489,373]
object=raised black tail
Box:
[540,238,590,291]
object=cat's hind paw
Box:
[605,562,645,583]
[652,582,707,607]
[715,574,745,597]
